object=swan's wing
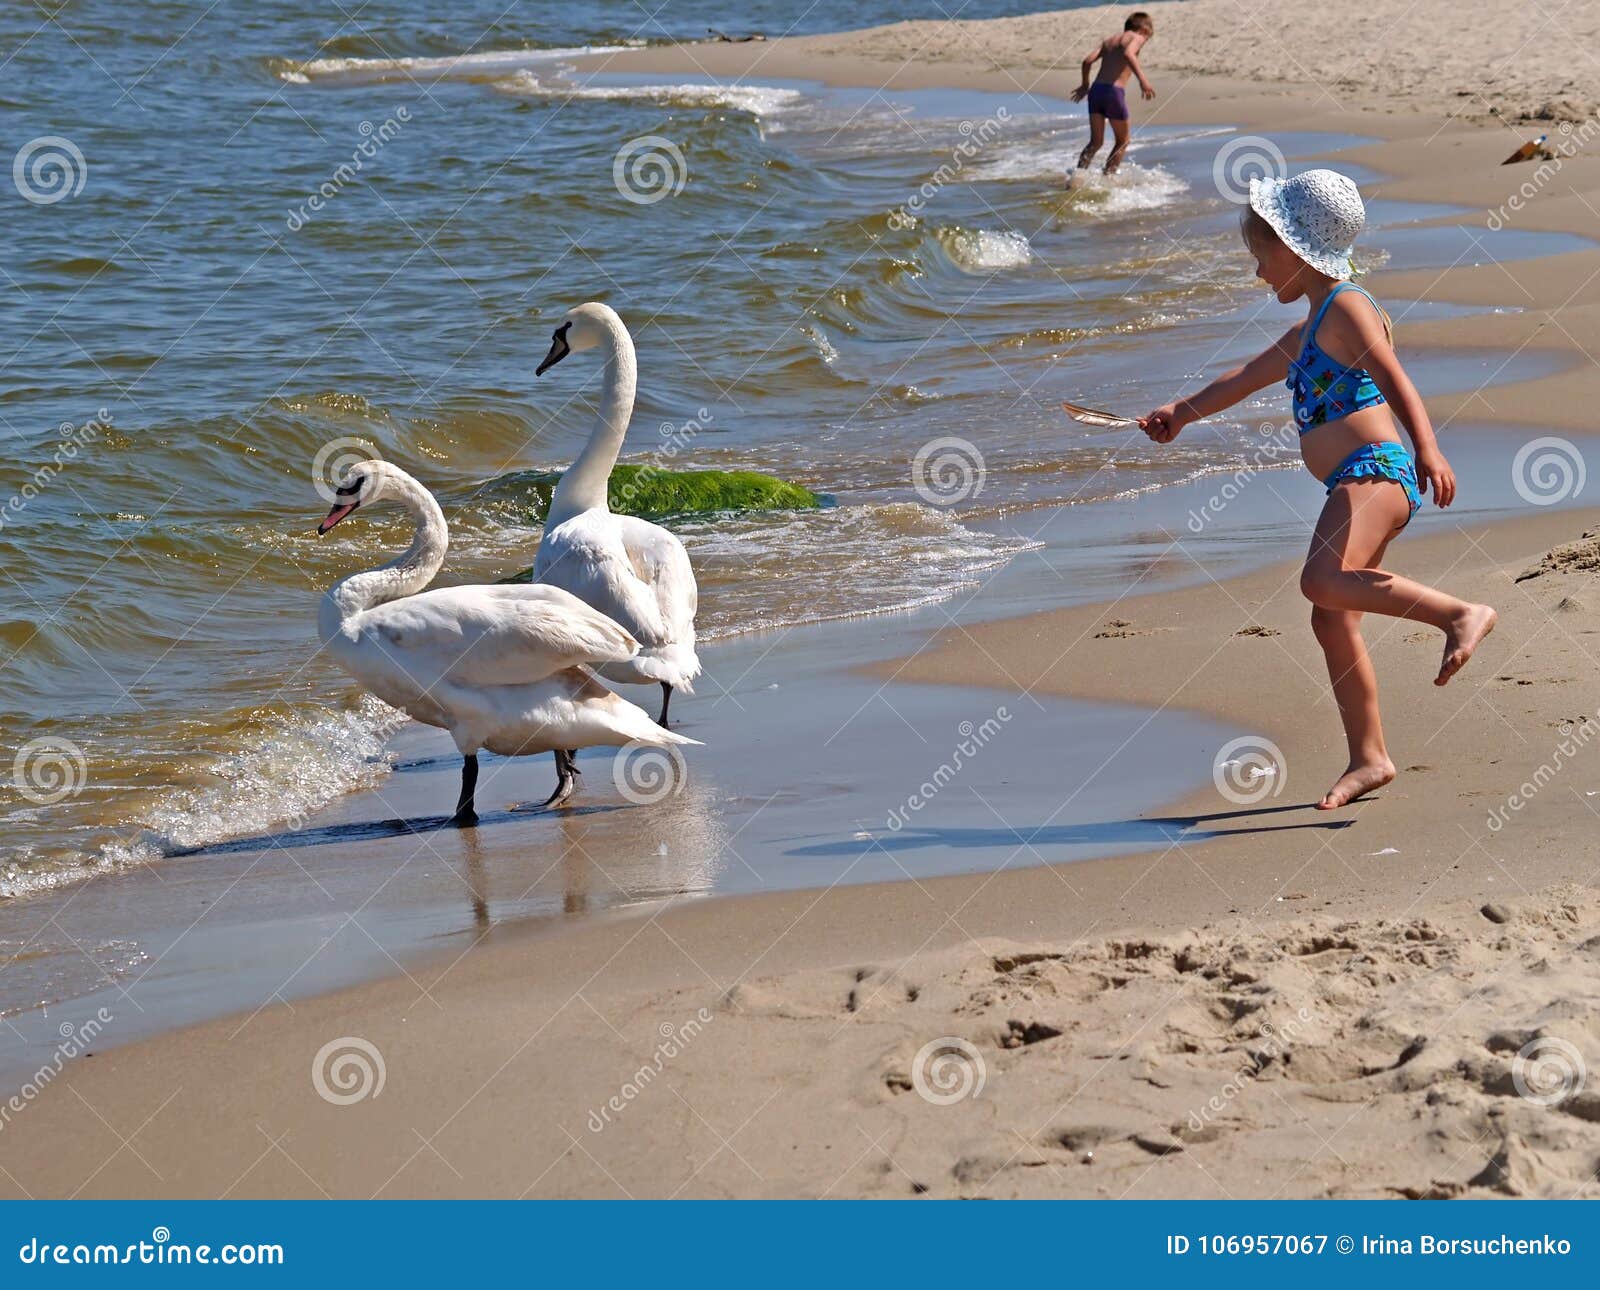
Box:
[356,583,639,687]
[616,515,698,642]
[534,520,674,647]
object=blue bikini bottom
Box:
[1323,441,1421,522]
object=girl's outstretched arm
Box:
[1139,326,1299,443]
[1322,296,1456,506]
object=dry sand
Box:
[580,0,1600,123]
[796,0,1600,124]
[4,11,1600,1198]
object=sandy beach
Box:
[577,0,1600,123]
[4,5,1600,1199]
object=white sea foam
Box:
[1075,163,1188,214]
[969,135,1189,214]
[129,696,404,852]
[687,503,1042,642]
[0,695,406,900]
[940,227,1033,271]
[965,134,1077,182]
[492,71,803,117]
[803,324,840,365]
[273,43,636,85]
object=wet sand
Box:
[4,13,1600,1198]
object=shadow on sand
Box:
[161,801,629,859]
[783,799,1355,858]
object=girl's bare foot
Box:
[1316,758,1396,810]
[1436,604,1497,686]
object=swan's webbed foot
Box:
[452,753,480,827]
[542,748,579,809]
[657,682,673,727]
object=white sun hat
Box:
[1247,168,1365,280]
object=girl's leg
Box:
[1311,603,1393,809]
[1310,493,1401,809]
[1301,482,1496,686]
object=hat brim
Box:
[1248,176,1354,280]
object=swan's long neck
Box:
[547,315,636,528]
[319,474,448,642]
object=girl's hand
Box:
[1139,403,1186,444]
[1416,447,1456,507]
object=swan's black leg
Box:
[542,748,578,809]
[657,682,672,727]
[452,753,480,826]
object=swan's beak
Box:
[536,321,572,376]
[317,501,358,535]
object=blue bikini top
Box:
[1288,282,1391,433]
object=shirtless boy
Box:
[1069,11,1156,178]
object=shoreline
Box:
[570,33,1600,436]
[5,13,1600,1198]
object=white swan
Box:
[316,459,699,823]
[531,302,701,726]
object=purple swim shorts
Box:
[1086,81,1128,120]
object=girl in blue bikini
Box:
[1140,169,1497,810]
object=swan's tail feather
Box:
[571,672,703,748]
[633,727,702,747]
[602,697,703,748]
[597,641,701,691]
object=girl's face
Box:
[1246,228,1312,304]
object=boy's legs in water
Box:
[1105,115,1130,173]
[1076,112,1106,173]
